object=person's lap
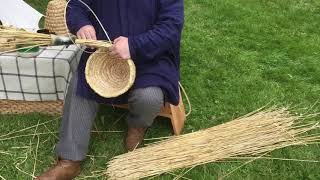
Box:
[56,72,164,161]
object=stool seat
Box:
[114,92,186,135]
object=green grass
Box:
[1,0,320,179]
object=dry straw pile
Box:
[106,108,320,179]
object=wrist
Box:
[128,36,137,60]
[74,22,92,35]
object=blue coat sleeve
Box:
[66,0,93,34]
[128,0,184,63]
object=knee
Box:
[129,87,164,109]
[127,87,164,127]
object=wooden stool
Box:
[115,92,186,135]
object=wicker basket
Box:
[44,0,69,35]
[0,100,63,115]
[85,48,136,98]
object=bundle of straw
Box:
[0,26,52,51]
[0,26,112,53]
[106,108,320,179]
[0,37,15,52]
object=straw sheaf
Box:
[106,108,320,179]
[85,48,136,98]
[45,0,69,35]
[0,38,15,52]
[0,26,18,52]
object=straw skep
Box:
[45,0,69,35]
[85,48,136,98]
[106,108,320,179]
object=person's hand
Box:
[109,36,131,60]
[76,25,97,40]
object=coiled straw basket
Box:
[85,48,136,98]
[45,0,69,35]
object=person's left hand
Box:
[109,36,131,60]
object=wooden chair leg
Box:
[170,95,186,135]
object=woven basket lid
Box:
[85,48,136,98]
[44,0,69,35]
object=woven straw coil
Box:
[45,0,69,35]
[0,100,63,115]
[85,48,136,98]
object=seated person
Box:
[36,0,184,179]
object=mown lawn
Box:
[1,0,320,179]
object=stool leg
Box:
[170,96,186,135]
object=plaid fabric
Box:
[0,45,81,101]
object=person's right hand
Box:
[76,25,97,40]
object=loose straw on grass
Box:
[219,151,271,180]
[0,130,122,142]
[229,157,320,163]
[14,149,35,178]
[106,108,320,179]
[32,135,40,178]
[0,174,6,180]
[31,120,40,178]
[173,166,196,180]
[0,151,12,156]
[0,117,60,138]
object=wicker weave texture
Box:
[0,100,63,115]
[85,48,136,98]
[45,0,69,35]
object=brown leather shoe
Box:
[125,128,146,151]
[35,159,81,180]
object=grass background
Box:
[1,0,320,179]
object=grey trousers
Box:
[56,74,164,161]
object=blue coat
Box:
[67,0,184,105]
